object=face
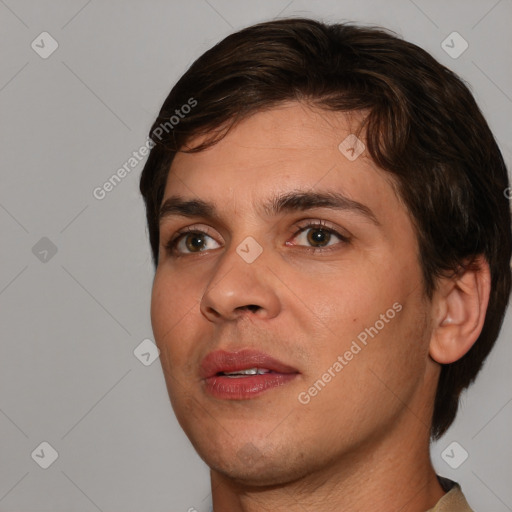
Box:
[151,101,437,486]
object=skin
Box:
[150,101,490,511]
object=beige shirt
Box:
[426,477,474,512]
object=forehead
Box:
[175,102,367,168]
[162,102,401,223]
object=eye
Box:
[164,220,350,257]
[287,221,350,251]
[165,226,220,255]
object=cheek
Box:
[309,256,425,369]
[348,286,431,398]
[150,269,201,356]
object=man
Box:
[139,18,511,511]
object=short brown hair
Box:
[139,17,511,439]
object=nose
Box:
[199,242,281,322]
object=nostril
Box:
[243,305,260,312]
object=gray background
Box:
[0,0,511,510]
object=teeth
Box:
[222,367,271,377]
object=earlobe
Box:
[429,256,491,364]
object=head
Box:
[140,18,511,481]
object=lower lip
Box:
[204,373,298,399]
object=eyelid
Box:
[169,224,217,242]
[292,219,350,239]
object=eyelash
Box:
[164,220,351,257]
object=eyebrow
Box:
[158,190,380,226]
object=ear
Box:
[429,256,491,364]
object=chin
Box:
[193,434,314,487]
[211,457,309,488]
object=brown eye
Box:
[166,228,221,254]
[290,222,350,251]
[306,228,332,247]
[183,232,207,252]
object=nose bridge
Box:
[200,235,280,321]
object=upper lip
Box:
[200,349,299,379]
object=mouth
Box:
[200,349,300,399]
[217,367,275,377]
